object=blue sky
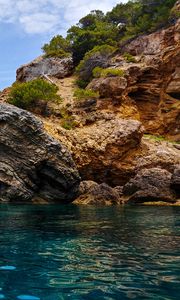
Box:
[0,0,127,90]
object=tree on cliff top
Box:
[42,35,71,58]
[42,0,177,64]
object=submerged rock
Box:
[0,103,80,203]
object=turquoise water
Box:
[0,204,179,300]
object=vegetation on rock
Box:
[75,45,116,83]
[74,88,99,100]
[67,10,119,64]
[123,52,137,63]
[59,108,77,130]
[8,79,61,112]
[93,67,124,78]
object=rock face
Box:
[16,56,74,82]
[0,103,80,203]
[171,166,180,197]
[121,20,179,56]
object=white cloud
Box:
[19,13,60,34]
[0,0,128,34]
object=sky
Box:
[0,0,128,90]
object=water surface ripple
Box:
[0,204,179,300]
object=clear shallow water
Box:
[0,204,179,300]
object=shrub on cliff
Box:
[93,67,124,78]
[42,35,71,58]
[8,79,61,112]
[74,88,99,100]
[76,45,116,82]
[123,53,137,63]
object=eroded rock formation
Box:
[16,56,74,82]
[44,118,180,204]
[88,21,180,141]
[0,103,80,203]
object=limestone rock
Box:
[123,168,176,203]
[166,67,180,95]
[88,76,127,98]
[121,20,180,56]
[46,117,143,186]
[16,56,74,82]
[74,181,122,205]
[136,137,180,173]
[0,103,80,203]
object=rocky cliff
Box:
[88,21,180,141]
[0,16,179,205]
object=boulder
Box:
[16,56,74,82]
[88,76,127,98]
[74,181,122,205]
[123,168,176,203]
[0,103,80,203]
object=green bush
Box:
[59,108,77,130]
[75,79,89,89]
[61,119,77,130]
[92,66,103,78]
[123,53,137,63]
[73,88,99,100]
[93,67,124,78]
[42,35,71,58]
[8,78,61,111]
